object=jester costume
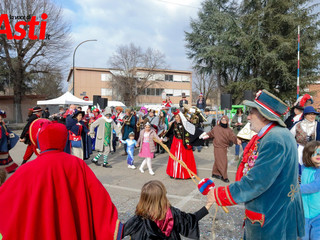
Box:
[90,113,117,167]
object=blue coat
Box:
[216,126,305,239]
[65,116,92,160]
[122,115,136,140]
[0,123,18,152]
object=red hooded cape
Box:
[0,122,122,240]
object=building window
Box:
[164,89,173,96]
[181,75,190,82]
[173,89,182,97]
[165,74,173,81]
[156,88,164,96]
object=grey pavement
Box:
[8,131,244,240]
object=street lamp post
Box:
[72,39,97,95]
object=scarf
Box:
[220,123,228,128]
[104,121,112,146]
[154,207,174,237]
[300,119,316,136]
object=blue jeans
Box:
[302,214,320,240]
[235,142,248,156]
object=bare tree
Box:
[193,70,219,107]
[108,43,167,106]
[0,0,71,122]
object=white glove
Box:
[199,132,209,139]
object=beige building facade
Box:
[67,67,193,106]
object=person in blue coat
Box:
[65,110,92,160]
[208,89,305,240]
[0,110,19,173]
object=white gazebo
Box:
[37,92,93,105]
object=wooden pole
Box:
[154,138,229,213]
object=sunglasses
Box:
[312,148,320,157]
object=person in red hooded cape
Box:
[0,119,123,240]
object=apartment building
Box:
[67,67,192,106]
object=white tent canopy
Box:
[107,101,125,107]
[37,92,93,106]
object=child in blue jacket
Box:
[301,141,320,240]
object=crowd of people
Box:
[0,90,319,239]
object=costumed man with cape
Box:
[206,90,305,239]
[0,119,123,240]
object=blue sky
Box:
[56,0,319,90]
[56,0,202,76]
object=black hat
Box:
[73,110,85,118]
[32,106,42,113]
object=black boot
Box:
[155,144,160,154]
[103,163,112,168]
[91,159,101,166]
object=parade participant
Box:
[286,94,313,129]
[0,110,19,173]
[139,106,148,119]
[300,141,320,240]
[162,96,172,109]
[202,108,215,148]
[285,104,304,129]
[65,110,92,160]
[207,90,304,240]
[156,110,169,154]
[121,108,136,156]
[200,115,240,182]
[196,93,206,111]
[63,104,76,118]
[290,106,320,166]
[83,107,94,128]
[136,123,162,175]
[120,132,137,169]
[231,108,248,161]
[0,119,123,240]
[114,106,125,143]
[110,106,119,152]
[51,107,66,124]
[19,106,42,165]
[89,107,117,168]
[115,106,125,125]
[136,107,148,132]
[42,107,50,119]
[147,109,158,126]
[179,93,188,110]
[131,109,139,140]
[123,180,214,240]
[0,168,6,186]
[189,106,205,152]
[89,108,103,151]
[163,109,201,179]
